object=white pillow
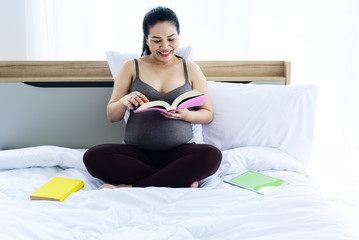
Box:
[203,82,318,166]
[219,146,307,177]
[106,51,140,80]
[105,46,203,143]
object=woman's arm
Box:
[161,60,214,124]
[107,60,148,123]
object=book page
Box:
[170,90,203,109]
[134,89,204,113]
[135,100,171,111]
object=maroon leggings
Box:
[83,143,222,188]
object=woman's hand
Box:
[121,91,149,110]
[161,108,191,121]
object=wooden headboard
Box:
[0,60,290,150]
[0,61,291,84]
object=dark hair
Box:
[141,6,180,56]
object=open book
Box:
[134,89,205,113]
[224,171,285,194]
[30,176,84,202]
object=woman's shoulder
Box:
[120,59,137,72]
[184,59,197,67]
[183,60,207,85]
[185,60,203,75]
[122,58,136,67]
[115,59,136,80]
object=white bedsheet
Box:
[0,146,356,240]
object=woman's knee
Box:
[197,144,222,172]
[83,144,110,168]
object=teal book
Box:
[224,171,285,194]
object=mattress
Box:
[0,145,356,240]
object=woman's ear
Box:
[146,39,149,46]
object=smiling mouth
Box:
[158,50,172,57]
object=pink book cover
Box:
[177,94,205,110]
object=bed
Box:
[0,56,356,240]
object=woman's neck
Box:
[146,54,179,66]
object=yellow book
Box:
[30,176,84,202]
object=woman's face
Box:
[146,21,179,62]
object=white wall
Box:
[0,0,253,60]
[0,0,27,60]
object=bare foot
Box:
[190,181,199,188]
[98,183,132,190]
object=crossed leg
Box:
[83,143,221,189]
[83,144,158,186]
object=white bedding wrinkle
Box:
[0,146,356,240]
[0,145,86,170]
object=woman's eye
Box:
[153,40,161,43]
[168,39,174,42]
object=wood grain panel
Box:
[0,61,290,84]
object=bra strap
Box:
[134,59,139,77]
[182,59,189,83]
